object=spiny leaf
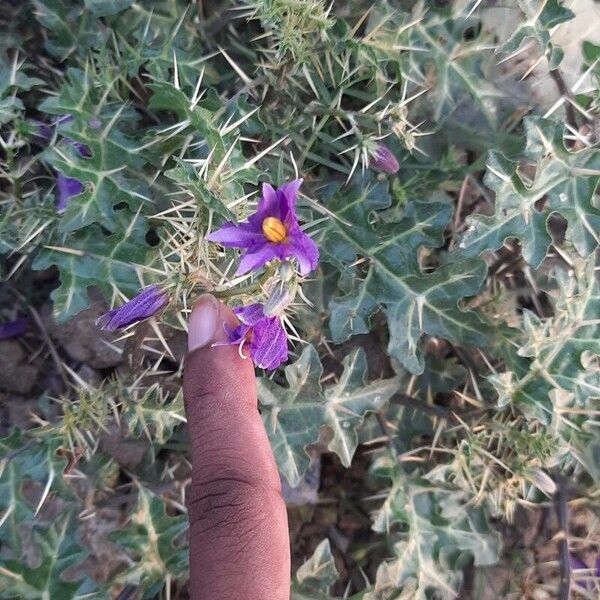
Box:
[111,488,188,598]
[258,345,399,485]
[84,0,134,17]
[292,539,339,600]
[320,176,490,374]
[365,456,501,600]
[491,258,600,478]
[0,430,74,555]
[33,0,106,59]
[122,388,185,446]
[40,115,150,233]
[149,82,261,210]
[32,211,160,321]
[499,0,574,69]
[459,117,600,267]
[164,158,235,221]
[0,512,100,600]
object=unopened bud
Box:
[528,469,556,495]
[263,279,298,317]
[370,144,399,174]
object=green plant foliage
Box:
[0,430,73,554]
[500,0,574,69]
[320,177,490,374]
[459,117,600,267]
[366,456,501,600]
[292,539,339,599]
[492,257,600,477]
[1,0,598,597]
[32,211,159,320]
[0,513,100,600]
[259,345,399,485]
[111,488,188,598]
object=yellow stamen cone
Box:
[262,217,288,243]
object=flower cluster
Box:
[209,179,319,370]
[95,180,318,371]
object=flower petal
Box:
[250,316,288,370]
[236,243,278,275]
[255,182,280,219]
[227,323,252,344]
[0,318,28,340]
[278,178,303,218]
[207,221,264,248]
[234,303,266,326]
[286,227,319,275]
[56,174,84,213]
[97,285,168,331]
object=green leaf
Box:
[365,457,501,600]
[122,388,185,446]
[500,0,574,69]
[368,7,507,127]
[320,177,490,374]
[292,539,339,600]
[491,258,600,476]
[111,488,188,598]
[258,345,399,485]
[33,0,106,59]
[0,430,74,555]
[459,117,600,267]
[43,125,149,233]
[84,0,134,16]
[0,513,99,600]
[149,83,261,210]
[164,158,236,220]
[32,211,159,321]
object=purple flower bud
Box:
[370,144,399,174]
[0,318,28,340]
[89,118,102,129]
[32,121,53,142]
[228,303,288,370]
[570,554,591,590]
[56,173,85,213]
[97,285,169,331]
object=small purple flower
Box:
[370,144,399,174]
[228,303,288,370]
[0,318,28,340]
[56,173,85,213]
[97,285,169,331]
[569,553,600,590]
[207,179,319,276]
[32,121,53,142]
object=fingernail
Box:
[188,294,220,351]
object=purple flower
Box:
[0,318,28,340]
[228,303,288,370]
[207,179,319,276]
[370,144,399,174]
[97,285,169,331]
[569,553,600,590]
[32,121,53,142]
[56,173,85,213]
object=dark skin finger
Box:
[183,294,290,599]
